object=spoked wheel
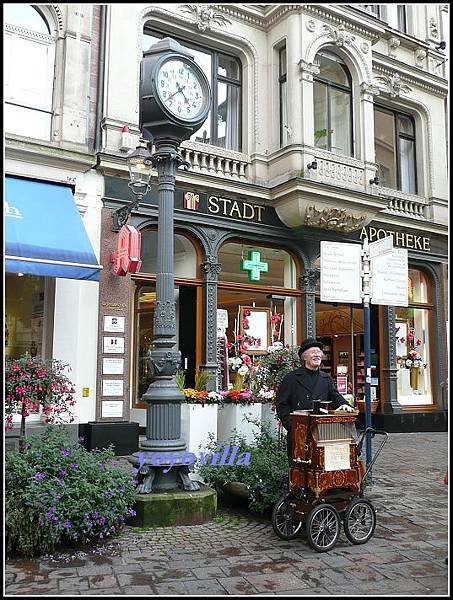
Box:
[343,498,376,544]
[306,503,341,552]
[272,496,303,540]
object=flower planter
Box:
[217,403,262,445]
[260,402,279,436]
[181,404,218,455]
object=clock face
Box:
[155,58,207,120]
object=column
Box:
[382,305,401,414]
[200,254,221,392]
[300,269,319,339]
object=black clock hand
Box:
[175,82,190,105]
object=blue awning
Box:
[5,176,102,281]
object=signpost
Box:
[320,237,408,480]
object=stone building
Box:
[4,4,449,446]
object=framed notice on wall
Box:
[239,306,271,354]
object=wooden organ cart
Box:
[272,408,388,552]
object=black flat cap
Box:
[298,337,324,357]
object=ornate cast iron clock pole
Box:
[129,37,211,493]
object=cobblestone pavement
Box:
[4,432,449,596]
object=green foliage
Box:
[175,368,186,391]
[5,426,137,558]
[194,369,209,391]
[199,418,288,514]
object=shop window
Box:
[395,269,433,405]
[313,51,353,156]
[374,106,417,194]
[139,230,197,278]
[5,273,54,422]
[218,242,296,288]
[397,5,408,33]
[4,4,55,140]
[217,241,300,390]
[278,45,288,147]
[143,30,242,151]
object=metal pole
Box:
[362,239,373,482]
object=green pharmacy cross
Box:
[240,250,269,282]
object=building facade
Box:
[4,4,449,443]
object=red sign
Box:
[336,375,348,394]
[111,225,141,276]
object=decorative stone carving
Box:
[374,73,412,98]
[301,269,320,290]
[180,4,231,31]
[360,81,381,100]
[148,349,181,377]
[306,19,316,32]
[388,36,400,58]
[298,59,320,80]
[414,48,427,67]
[360,42,369,54]
[429,17,439,38]
[201,256,222,281]
[154,300,176,330]
[322,24,355,47]
[304,205,367,232]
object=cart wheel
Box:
[306,504,340,552]
[343,498,376,544]
[272,496,303,540]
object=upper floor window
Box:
[357,5,381,18]
[143,30,242,151]
[4,5,55,140]
[374,106,417,194]
[313,51,353,157]
[397,5,408,33]
[278,45,288,147]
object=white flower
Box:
[238,365,249,376]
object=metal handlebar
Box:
[357,427,388,486]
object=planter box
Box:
[217,403,262,445]
[181,403,218,455]
[261,402,279,437]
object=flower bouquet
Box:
[220,388,258,405]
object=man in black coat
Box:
[276,337,355,461]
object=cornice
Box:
[372,59,448,97]
[5,136,96,171]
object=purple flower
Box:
[45,507,56,519]
[128,508,137,516]
[59,469,67,478]
[60,448,70,456]
[69,463,78,470]
[34,472,45,480]
[78,436,85,442]
[63,520,72,529]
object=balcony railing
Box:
[180,140,249,181]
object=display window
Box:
[217,241,301,389]
[395,269,434,406]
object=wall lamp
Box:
[307,160,318,170]
[112,143,153,232]
[435,41,446,51]
[369,176,380,185]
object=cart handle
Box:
[357,427,388,484]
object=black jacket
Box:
[276,366,349,431]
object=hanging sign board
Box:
[370,248,408,306]
[368,235,394,259]
[320,241,362,303]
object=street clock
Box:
[140,37,211,143]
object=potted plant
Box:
[177,369,220,454]
[217,388,262,445]
[5,355,76,453]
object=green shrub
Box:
[198,418,288,514]
[5,426,138,557]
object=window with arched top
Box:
[4,4,56,140]
[313,50,353,157]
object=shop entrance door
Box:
[178,286,197,389]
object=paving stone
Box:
[5,432,448,596]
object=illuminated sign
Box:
[111,225,141,276]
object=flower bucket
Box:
[217,403,262,445]
[181,404,218,455]
[410,367,419,390]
